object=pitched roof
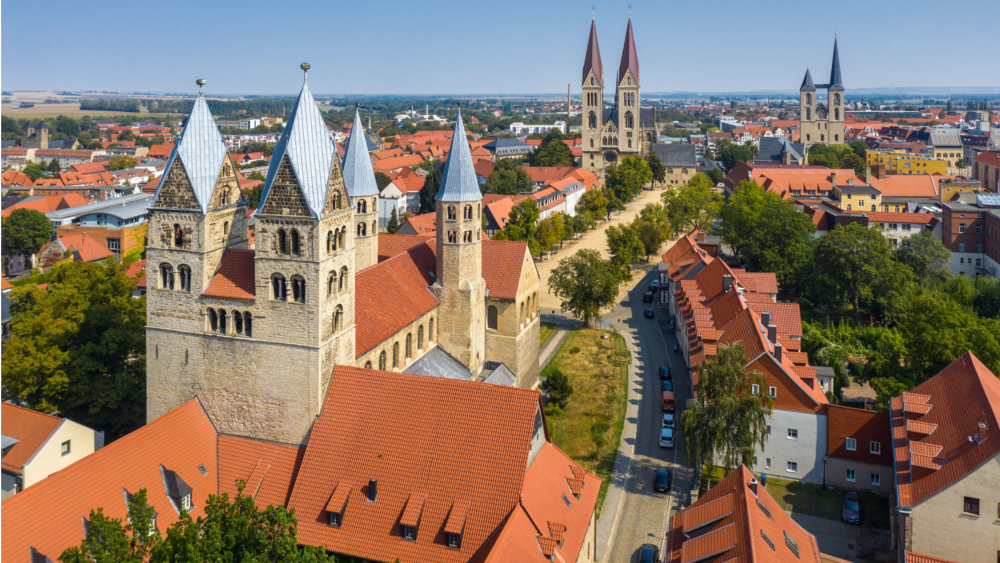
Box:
[1,400,218,563]
[829,38,844,89]
[865,174,940,198]
[342,108,380,198]
[582,19,603,84]
[57,233,115,262]
[799,68,816,92]
[287,366,544,563]
[399,211,437,236]
[827,405,892,466]
[651,144,697,167]
[1,170,34,187]
[618,18,640,86]
[435,110,481,203]
[482,240,529,300]
[203,249,256,300]
[372,154,424,174]
[906,552,961,563]
[259,71,337,219]
[217,435,305,509]
[891,351,1000,508]
[377,233,434,262]
[157,91,227,213]
[0,403,63,474]
[665,466,821,563]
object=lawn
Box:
[543,327,630,517]
[539,322,558,347]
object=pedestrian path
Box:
[538,327,570,374]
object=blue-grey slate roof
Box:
[154,91,228,213]
[800,68,816,92]
[402,346,472,381]
[342,109,380,198]
[755,137,805,164]
[651,143,697,167]
[258,73,337,218]
[435,110,482,202]
[482,363,517,386]
[0,140,15,149]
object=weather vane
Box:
[591,4,595,18]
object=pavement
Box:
[788,513,871,562]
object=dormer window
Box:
[182,494,192,511]
[402,524,416,540]
[448,532,462,549]
[328,511,342,527]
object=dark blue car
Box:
[644,308,654,318]
[659,366,672,380]
[662,380,673,392]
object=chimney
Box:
[760,312,771,326]
[830,172,838,186]
[774,342,783,362]
[722,275,732,293]
[865,165,872,184]
[876,164,886,180]
[749,478,758,497]
[367,479,378,502]
[767,324,777,344]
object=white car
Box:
[659,428,674,448]
[662,413,675,428]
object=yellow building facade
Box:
[866,150,947,175]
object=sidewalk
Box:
[538,327,570,374]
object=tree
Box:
[637,202,668,228]
[605,156,652,203]
[718,180,816,288]
[849,139,869,159]
[86,141,104,150]
[117,130,134,142]
[606,223,645,280]
[2,208,54,258]
[634,220,667,260]
[681,343,773,474]
[718,142,754,172]
[22,162,47,180]
[956,158,966,168]
[541,369,573,410]
[110,156,138,171]
[374,171,393,190]
[705,167,724,185]
[482,158,533,195]
[527,131,574,166]
[47,158,62,174]
[418,169,442,213]
[645,152,665,187]
[4,261,147,435]
[661,173,723,235]
[243,183,264,209]
[576,188,611,222]
[899,292,1000,381]
[895,229,951,284]
[387,207,400,234]
[150,134,166,146]
[60,488,159,563]
[493,199,540,255]
[808,144,865,175]
[547,249,620,327]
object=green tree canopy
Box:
[605,155,652,203]
[899,292,1000,381]
[2,208,54,257]
[374,171,393,190]
[493,199,540,255]
[645,152,666,187]
[110,156,138,171]
[418,169,442,213]
[895,229,952,285]
[22,162,48,180]
[717,142,754,172]
[3,261,147,435]
[527,131,574,167]
[547,249,620,327]
[634,220,668,260]
[605,223,645,280]
[482,158,533,195]
[386,207,400,234]
[661,173,723,235]
[808,144,866,175]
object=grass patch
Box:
[539,322,558,348]
[697,466,726,496]
[543,327,630,518]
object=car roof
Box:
[661,428,673,436]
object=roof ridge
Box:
[2,401,63,421]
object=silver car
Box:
[661,413,675,428]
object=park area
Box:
[541,327,630,516]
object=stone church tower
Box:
[432,107,487,375]
[342,105,380,272]
[146,67,356,445]
[581,18,604,173]
[799,38,845,149]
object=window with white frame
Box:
[870,441,881,455]
[753,456,758,467]
[787,461,798,473]
[61,440,71,456]
[751,384,759,394]
[787,428,798,440]
[765,458,771,469]
[846,469,855,482]
[846,438,856,451]
[871,473,881,486]
[769,387,777,398]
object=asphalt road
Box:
[599,270,697,563]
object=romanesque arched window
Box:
[371,197,377,212]
[392,342,400,368]
[327,230,334,253]
[223,221,229,237]
[328,271,336,295]
[291,275,306,303]
[520,302,525,325]
[806,93,812,105]
[488,305,498,330]
[278,229,288,254]
[339,266,349,292]
[464,205,473,220]
[378,351,387,370]
[589,111,596,129]
[178,265,191,292]
[806,108,811,120]
[208,308,218,332]
[333,305,343,332]
[834,108,840,121]
[160,263,174,290]
[174,224,183,248]
[447,206,456,221]
[338,229,345,249]
[372,220,377,235]
[219,309,228,334]
[234,310,243,335]
[365,361,372,369]
[272,274,287,300]
[590,139,594,148]
[405,333,412,358]
[291,230,300,255]
[821,135,825,142]
[357,199,366,214]
[244,312,252,337]
[334,193,341,210]
[417,325,424,350]
[429,318,434,341]
[834,93,840,105]
[448,231,457,243]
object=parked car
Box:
[644,308,655,318]
[643,291,654,303]
[841,491,860,524]
[638,543,660,563]
[659,427,674,448]
[662,390,676,412]
[653,467,672,492]
[659,366,672,380]
[662,380,673,392]
[650,280,660,292]
[661,413,675,428]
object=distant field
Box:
[1,102,175,119]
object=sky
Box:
[2,0,998,96]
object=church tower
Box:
[799,67,817,146]
[432,106,487,375]
[342,104,380,272]
[798,37,845,149]
[616,17,640,154]
[827,38,846,144]
[581,18,604,174]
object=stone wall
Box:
[355,308,439,372]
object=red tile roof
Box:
[58,233,115,262]
[400,211,437,236]
[67,161,111,174]
[481,240,530,300]
[377,234,434,262]
[665,466,821,563]
[287,366,546,563]
[1,400,218,563]
[125,259,146,279]
[891,351,1000,508]
[217,435,305,509]
[1,276,13,290]
[1,170,34,187]
[202,249,256,300]
[826,404,892,466]
[906,552,961,563]
[373,154,424,174]
[147,142,175,159]
[0,403,63,474]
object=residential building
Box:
[832,180,882,212]
[939,193,999,276]
[1,149,31,171]
[798,38,846,148]
[825,405,892,494]
[665,466,822,563]
[36,233,117,270]
[889,352,1000,563]
[755,136,806,165]
[508,121,567,135]
[961,133,995,165]
[33,149,104,170]
[973,150,1000,193]
[379,178,421,228]
[929,130,964,168]
[866,150,948,175]
[483,195,526,237]
[1,403,104,500]
[482,138,533,160]
[395,212,436,236]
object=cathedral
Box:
[145,68,541,445]
[581,17,658,178]
[798,38,846,148]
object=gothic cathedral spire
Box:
[618,17,639,88]
[582,19,603,86]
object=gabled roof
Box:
[0,403,63,474]
[1,400,218,563]
[618,18,639,87]
[435,110,481,203]
[56,233,115,262]
[342,108,380,198]
[582,19,603,85]
[482,240,530,300]
[827,405,892,466]
[399,211,437,236]
[217,435,305,509]
[891,351,1000,508]
[259,70,337,218]
[202,249,256,300]
[155,90,227,213]
[287,366,544,563]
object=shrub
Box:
[541,368,574,408]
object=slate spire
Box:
[582,19,603,85]
[799,68,816,92]
[435,107,481,202]
[618,18,639,87]
[257,63,337,218]
[342,106,380,198]
[828,37,844,90]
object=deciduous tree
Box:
[547,249,620,327]
[110,156,138,171]
[895,229,951,284]
[493,199,540,255]
[482,158,533,195]
[605,155,652,203]
[606,223,645,280]
[645,152,665,187]
[374,171,393,190]
[661,173,723,235]
[2,208,54,258]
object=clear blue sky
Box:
[2,0,997,96]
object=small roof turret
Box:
[342,105,380,198]
[435,106,481,203]
[799,68,816,92]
